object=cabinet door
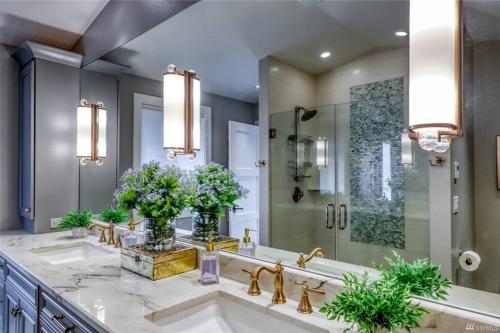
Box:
[19,309,36,333]
[19,62,35,222]
[5,292,20,333]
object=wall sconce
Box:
[163,64,200,160]
[401,131,414,168]
[316,137,328,169]
[408,0,462,153]
[77,99,106,165]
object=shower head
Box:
[301,109,317,121]
[295,106,317,121]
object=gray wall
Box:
[471,40,500,294]
[79,70,119,212]
[117,73,257,174]
[117,73,163,176]
[0,44,20,231]
[201,92,257,167]
[34,59,80,233]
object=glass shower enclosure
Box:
[269,86,430,268]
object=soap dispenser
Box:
[239,228,256,256]
[200,235,219,285]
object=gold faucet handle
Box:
[242,268,261,296]
[295,281,325,314]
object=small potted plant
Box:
[115,161,187,251]
[186,163,248,241]
[99,206,129,224]
[58,209,93,238]
[374,251,452,300]
[320,272,428,333]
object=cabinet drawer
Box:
[41,292,95,333]
[5,263,37,302]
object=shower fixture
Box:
[295,106,317,122]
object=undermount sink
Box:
[145,291,328,333]
[31,241,114,265]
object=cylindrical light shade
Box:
[316,137,328,169]
[77,100,107,164]
[192,77,201,151]
[163,65,201,157]
[409,0,461,152]
[97,107,107,158]
[77,104,92,158]
[163,72,185,151]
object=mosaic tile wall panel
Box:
[349,77,405,249]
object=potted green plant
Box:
[99,206,129,224]
[320,272,428,333]
[58,209,93,238]
[115,161,187,251]
[374,251,452,300]
[186,163,248,241]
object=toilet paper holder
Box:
[456,250,480,286]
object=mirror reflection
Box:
[9,0,500,320]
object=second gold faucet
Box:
[296,247,325,269]
[242,260,286,304]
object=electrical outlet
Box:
[50,218,62,229]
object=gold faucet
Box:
[242,260,286,304]
[297,247,325,269]
[295,281,325,314]
[88,223,116,246]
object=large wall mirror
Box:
[75,0,499,319]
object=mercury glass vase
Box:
[71,227,88,238]
[143,218,176,251]
[192,211,220,241]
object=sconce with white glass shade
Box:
[163,64,201,160]
[316,137,328,169]
[76,99,107,165]
[408,0,462,153]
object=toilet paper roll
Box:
[459,251,481,272]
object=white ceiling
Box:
[0,0,109,49]
[103,0,409,104]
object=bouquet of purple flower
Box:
[186,163,248,241]
[115,161,187,249]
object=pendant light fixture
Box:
[77,99,107,165]
[408,0,462,153]
[163,64,200,160]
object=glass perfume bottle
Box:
[238,228,256,256]
[200,235,219,285]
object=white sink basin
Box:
[145,291,328,333]
[31,241,114,265]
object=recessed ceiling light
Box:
[395,31,408,37]
[270,66,279,72]
[320,51,331,59]
[256,85,260,89]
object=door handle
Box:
[325,203,335,229]
[232,206,244,213]
[338,204,347,230]
[10,306,21,317]
[52,314,76,332]
[255,160,266,167]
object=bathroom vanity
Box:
[0,231,499,333]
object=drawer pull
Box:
[10,306,21,317]
[52,314,76,332]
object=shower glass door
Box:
[269,106,336,259]
[269,86,430,269]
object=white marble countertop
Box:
[0,231,345,333]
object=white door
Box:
[228,121,259,244]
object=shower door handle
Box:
[338,204,347,230]
[325,203,335,229]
